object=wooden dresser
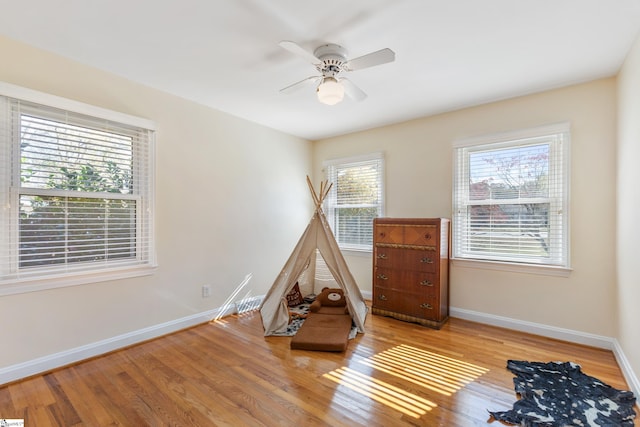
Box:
[372,218,450,329]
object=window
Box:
[452,123,569,269]
[324,153,384,251]
[0,84,156,292]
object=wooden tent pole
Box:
[306,175,333,209]
[306,175,320,208]
[320,182,333,204]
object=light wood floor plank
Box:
[0,307,636,426]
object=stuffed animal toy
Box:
[291,287,354,352]
[310,287,348,314]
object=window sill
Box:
[0,265,157,296]
[451,258,572,277]
[339,248,373,258]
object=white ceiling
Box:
[1,0,640,140]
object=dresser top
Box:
[374,217,450,225]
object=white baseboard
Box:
[0,305,233,386]
[450,306,640,397]
[3,297,638,400]
[450,306,615,349]
[612,339,640,400]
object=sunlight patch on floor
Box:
[323,343,489,419]
[323,366,437,418]
[361,344,490,396]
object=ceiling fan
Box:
[279,40,395,105]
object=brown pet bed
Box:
[290,312,353,352]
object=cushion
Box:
[315,306,349,315]
[290,313,353,352]
[285,282,304,307]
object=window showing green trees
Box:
[18,113,137,268]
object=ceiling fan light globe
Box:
[317,77,344,105]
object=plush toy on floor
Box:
[290,287,354,352]
[309,287,349,315]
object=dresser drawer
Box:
[374,224,404,244]
[403,225,438,246]
[374,268,439,293]
[374,223,438,247]
[374,247,437,272]
[373,289,439,320]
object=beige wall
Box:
[1,30,636,391]
[0,36,313,369]
[314,78,618,337]
[617,32,640,391]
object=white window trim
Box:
[0,82,157,295]
[0,82,156,130]
[452,258,572,277]
[0,266,156,296]
[323,152,385,253]
[452,123,571,276]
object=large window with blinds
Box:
[324,153,384,251]
[0,85,155,292]
[452,123,570,269]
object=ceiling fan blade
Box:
[280,76,321,94]
[340,78,367,102]
[279,40,322,65]
[343,48,395,71]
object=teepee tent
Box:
[260,177,368,336]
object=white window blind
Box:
[324,153,384,251]
[0,90,156,289]
[452,124,570,267]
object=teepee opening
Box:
[293,249,338,297]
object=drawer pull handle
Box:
[424,233,431,240]
[378,295,388,301]
[419,280,433,286]
[420,257,434,264]
[420,303,433,309]
[377,253,387,259]
[376,274,388,280]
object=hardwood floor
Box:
[0,307,635,426]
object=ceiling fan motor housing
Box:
[314,44,348,77]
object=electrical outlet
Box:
[202,285,211,298]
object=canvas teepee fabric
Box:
[260,177,368,336]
